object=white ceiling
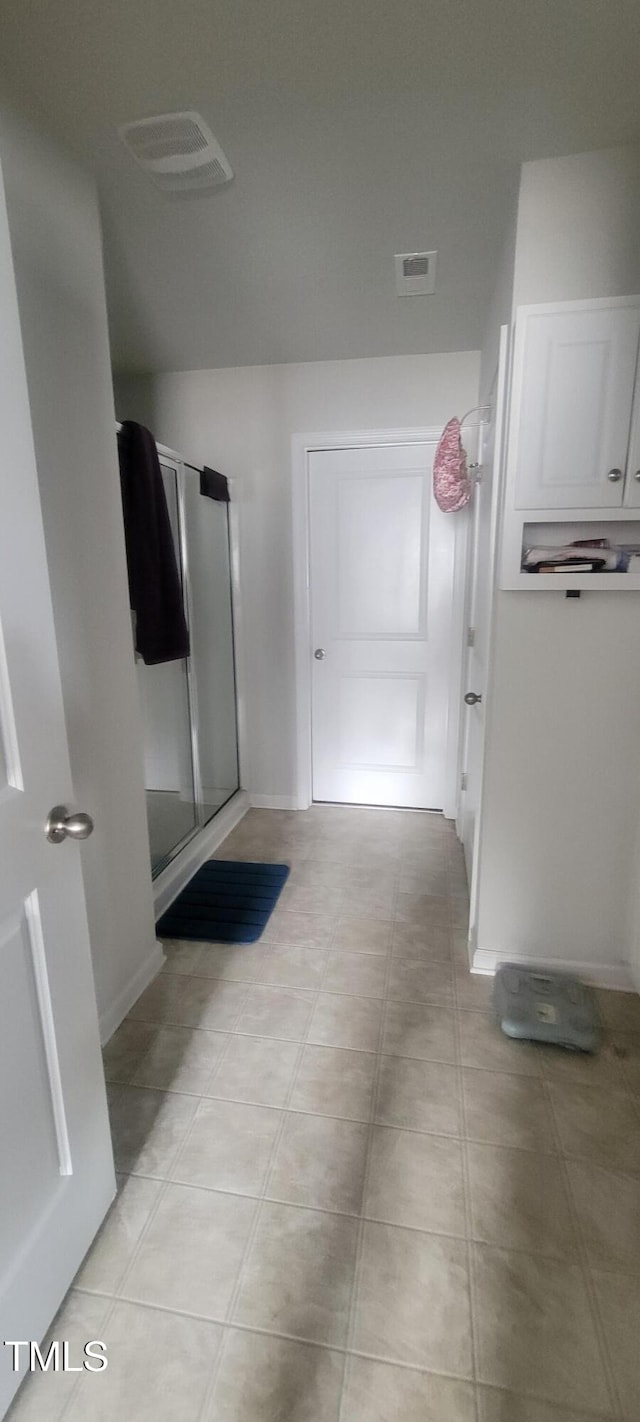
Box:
[2,0,640,372]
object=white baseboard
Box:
[153,789,250,919]
[249,796,454,814]
[99,939,166,1046]
[473,946,636,992]
[248,794,298,810]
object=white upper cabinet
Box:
[510,300,640,509]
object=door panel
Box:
[0,152,114,1416]
[513,305,640,508]
[309,443,455,809]
[623,366,640,509]
[337,674,422,768]
[1,906,65,1257]
[336,474,426,636]
[0,715,7,786]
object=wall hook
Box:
[460,404,492,427]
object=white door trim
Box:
[455,327,511,962]
[292,427,470,815]
[467,327,511,947]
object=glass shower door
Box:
[132,450,241,878]
[182,469,240,823]
[136,458,198,875]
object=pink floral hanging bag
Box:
[433,417,471,512]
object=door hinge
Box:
[460,771,468,792]
[466,626,475,648]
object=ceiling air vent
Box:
[118,111,233,194]
[395,250,437,296]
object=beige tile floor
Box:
[9,806,640,1421]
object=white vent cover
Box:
[118,111,233,194]
[395,250,437,296]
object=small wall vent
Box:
[395,250,437,296]
[118,111,233,194]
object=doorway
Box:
[293,430,468,816]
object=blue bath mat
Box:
[156,860,290,944]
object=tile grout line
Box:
[58,1174,177,1421]
[129,982,462,1023]
[133,1002,238,1097]
[115,996,542,1060]
[113,1015,640,1097]
[337,900,396,1422]
[106,992,257,1321]
[138,988,253,1187]
[57,1290,122,1419]
[113,1071,626,1175]
[541,1070,623,1422]
[110,1070,609,1149]
[305,893,356,1416]
[104,1172,174,1301]
[81,1168,629,1263]
[110,1117,640,1188]
[451,898,481,1422]
[192,910,345,1422]
[198,1007,247,1096]
[62,1284,514,1387]
[189,1106,296,1420]
[56,1282,623,1419]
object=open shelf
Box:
[500,511,640,590]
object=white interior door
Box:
[0,158,115,1415]
[458,327,509,930]
[309,442,456,809]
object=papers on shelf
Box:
[522,545,621,573]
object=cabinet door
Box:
[623,365,640,508]
[512,303,640,509]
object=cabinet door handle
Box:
[607,468,623,482]
[634,470,640,482]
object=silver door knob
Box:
[607,468,623,482]
[46,805,95,844]
[634,470,640,482]
[464,692,482,706]
[314,648,326,660]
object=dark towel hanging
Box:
[200,465,229,502]
[117,421,190,665]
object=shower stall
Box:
[132,443,240,877]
